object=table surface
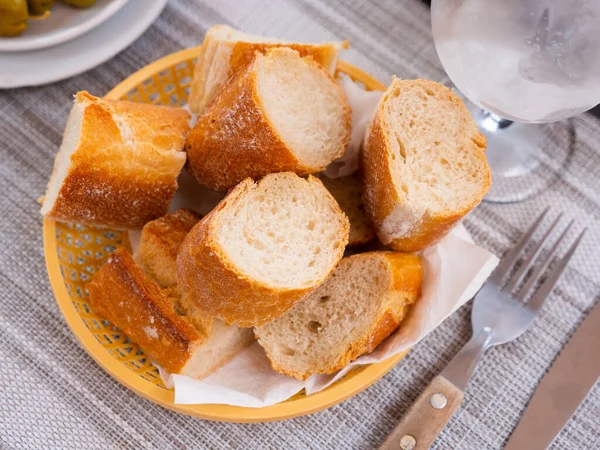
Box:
[1,1,599,449]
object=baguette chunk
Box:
[255,252,423,380]
[89,210,253,380]
[41,92,190,229]
[185,48,351,191]
[177,172,350,327]
[134,209,200,290]
[133,209,214,333]
[362,79,490,251]
[189,24,347,114]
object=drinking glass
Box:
[431,0,600,202]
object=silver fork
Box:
[379,209,586,450]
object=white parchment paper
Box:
[129,77,498,407]
[324,75,383,178]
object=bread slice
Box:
[188,24,347,114]
[362,79,491,252]
[185,47,352,191]
[40,92,190,229]
[177,172,350,327]
[317,173,375,246]
[255,252,423,380]
[88,211,254,380]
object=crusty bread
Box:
[89,249,252,379]
[40,91,190,229]
[362,79,491,252]
[134,208,201,289]
[185,47,352,191]
[89,211,254,380]
[89,248,205,376]
[255,252,423,380]
[132,209,213,332]
[189,24,347,114]
[177,172,350,327]
[317,173,375,246]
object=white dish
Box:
[0,0,167,88]
[0,0,130,52]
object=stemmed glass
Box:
[431,0,600,203]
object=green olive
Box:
[61,0,95,7]
[27,0,54,16]
[0,0,29,37]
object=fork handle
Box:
[378,375,464,450]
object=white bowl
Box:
[0,0,129,52]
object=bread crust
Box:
[317,173,375,246]
[257,252,423,380]
[134,209,201,289]
[362,79,491,252]
[42,92,190,229]
[88,248,207,375]
[188,24,347,114]
[185,49,351,191]
[176,174,349,327]
[324,252,423,374]
[133,209,216,334]
[228,41,342,77]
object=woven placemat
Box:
[1,1,598,448]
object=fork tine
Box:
[489,208,549,284]
[503,213,563,292]
[521,229,585,312]
[516,220,574,302]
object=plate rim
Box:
[43,48,408,422]
[0,0,167,89]
[0,0,130,52]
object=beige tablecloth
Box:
[1,1,599,449]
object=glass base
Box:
[451,87,576,204]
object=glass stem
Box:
[477,109,513,131]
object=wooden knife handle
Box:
[379,375,464,450]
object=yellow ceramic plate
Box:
[43,47,407,422]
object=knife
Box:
[504,302,600,450]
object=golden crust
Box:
[133,209,214,333]
[134,209,201,289]
[88,248,207,375]
[176,175,349,327]
[185,49,351,191]
[362,79,491,252]
[324,252,423,374]
[261,252,423,380]
[228,40,344,79]
[317,173,376,246]
[43,92,191,229]
[188,24,348,114]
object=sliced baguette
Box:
[134,208,201,290]
[177,172,350,327]
[185,47,352,191]
[132,209,213,333]
[89,249,253,379]
[189,24,347,114]
[362,79,491,252]
[41,92,190,229]
[89,211,254,380]
[317,173,375,246]
[255,252,423,380]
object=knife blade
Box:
[504,302,600,450]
